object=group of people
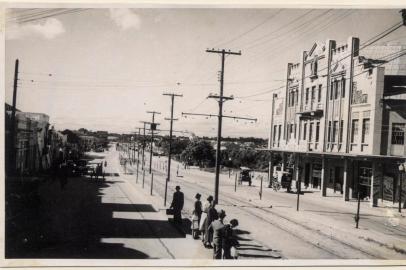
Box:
[193,192,239,259]
[169,186,240,259]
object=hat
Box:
[218,210,226,219]
[195,193,201,199]
[230,219,239,227]
[207,195,214,202]
[175,186,181,190]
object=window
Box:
[316,122,320,142]
[278,125,282,142]
[333,121,338,142]
[273,125,277,142]
[294,123,297,139]
[334,80,339,99]
[311,59,318,76]
[309,122,314,141]
[339,120,344,143]
[303,122,307,140]
[291,124,295,138]
[391,123,405,145]
[305,88,309,104]
[327,121,332,142]
[311,86,316,102]
[351,119,359,143]
[318,84,322,102]
[341,78,346,98]
[361,118,370,143]
[330,82,334,100]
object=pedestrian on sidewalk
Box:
[208,209,226,259]
[59,162,68,190]
[192,193,202,239]
[170,186,184,224]
[204,196,218,248]
[222,219,239,259]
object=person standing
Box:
[222,219,239,259]
[199,196,211,243]
[170,186,184,224]
[204,197,218,248]
[208,210,226,259]
[192,193,202,238]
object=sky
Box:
[4,7,406,138]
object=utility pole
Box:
[206,48,241,204]
[147,111,161,174]
[182,48,255,204]
[139,121,148,170]
[9,59,19,176]
[163,92,183,207]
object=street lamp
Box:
[399,163,405,213]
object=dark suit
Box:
[171,190,184,223]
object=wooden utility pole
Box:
[9,59,19,176]
[182,49,256,204]
[163,92,183,207]
[147,111,161,174]
[139,122,148,170]
[206,48,241,204]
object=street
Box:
[122,146,406,259]
[4,7,406,266]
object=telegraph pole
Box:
[9,59,19,176]
[147,111,161,174]
[206,48,241,204]
[163,92,183,206]
[139,121,148,170]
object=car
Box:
[66,160,79,176]
[239,167,253,186]
[75,159,88,175]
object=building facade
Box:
[269,37,406,206]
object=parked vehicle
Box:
[239,167,253,186]
[273,165,293,190]
[75,159,88,175]
[66,160,79,176]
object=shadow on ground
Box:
[6,169,186,259]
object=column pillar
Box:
[343,158,350,201]
[321,156,327,196]
[370,160,381,207]
[281,152,286,172]
[294,154,301,190]
[268,152,273,187]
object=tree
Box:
[159,136,190,157]
[180,139,215,167]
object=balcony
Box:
[297,102,324,117]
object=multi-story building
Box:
[269,37,406,206]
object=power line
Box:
[213,9,283,48]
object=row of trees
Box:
[157,136,281,171]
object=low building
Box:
[268,38,406,206]
[5,105,51,175]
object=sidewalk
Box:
[5,149,213,259]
